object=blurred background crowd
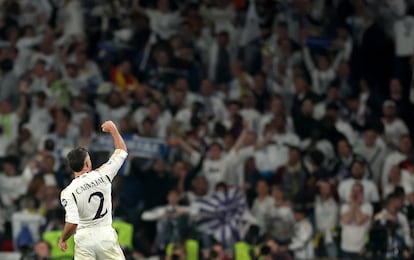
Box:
[1,0,414,259]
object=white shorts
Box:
[74,226,125,260]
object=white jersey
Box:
[60,149,128,229]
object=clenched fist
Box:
[101,120,117,133]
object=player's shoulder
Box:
[60,179,78,197]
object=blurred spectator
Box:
[0,55,20,108]
[110,59,139,94]
[207,242,231,260]
[186,175,209,205]
[207,30,232,86]
[382,100,409,150]
[141,189,191,252]
[325,102,357,145]
[382,165,413,200]
[340,182,373,259]
[338,159,379,204]
[314,181,339,258]
[292,98,319,140]
[372,192,413,259]
[11,195,45,251]
[25,91,53,140]
[302,43,345,97]
[288,205,314,259]
[251,179,273,233]
[258,94,295,138]
[133,0,182,40]
[96,90,130,126]
[0,83,27,156]
[38,108,79,164]
[332,139,358,182]
[132,157,176,211]
[228,59,253,100]
[6,125,38,167]
[21,240,52,260]
[291,76,319,119]
[388,78,413,124]
[76,115,98,149]
[274,145,307,202]
[165,242,186,260]
[265,186,295,246]
[0,156,34,208]
[401,154,414,197]
[382,134,412,188]
[132,101,172,138]
[354,126,387,184]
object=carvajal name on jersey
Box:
[75,176,107,194]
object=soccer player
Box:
[58,120,128,259]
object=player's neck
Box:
[74,170,88,178]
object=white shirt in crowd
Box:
[228,74,254,100]
[374,209,413,248]
[354,138,387,184]
[240,108,261,133]
[254,132,300,173]
[60,0,85,39]
[0,166,34,207]
[338,178,380,203]
[132,107,172,138]
[402,170,414,192]
[257,114,295,138]
[60,149,127,229]
[96,101,130,127]
[289,218,314,259]
[383,118,409,148]
[26,102,53,140]
[303,47,343,96]
[12,210,46,246]
[195,150,241,193]
[336,119,358,146]
[340,202,373,253]
[382,150,407,188]
[251,196,275,232]
[225,146,255,187]
[383,170,413,199]
[145,9,182,40]
[393,15,414,57]
[314,196,339,244]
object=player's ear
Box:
[84,156,90,169]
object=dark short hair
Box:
[67,147,88,172]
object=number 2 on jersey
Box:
[88,192,108,220]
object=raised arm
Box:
[176,137,202,166]
[303,47,316,72]
[341,205,354,225]
[231,129,248,151]
[97,121,128,180]
[354,206,370,225]
[101,120,127,152]
[331,49,344,71]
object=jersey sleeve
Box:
[96,149,128,181]
[60,189,79,224]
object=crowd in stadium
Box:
[1,0,414,259]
